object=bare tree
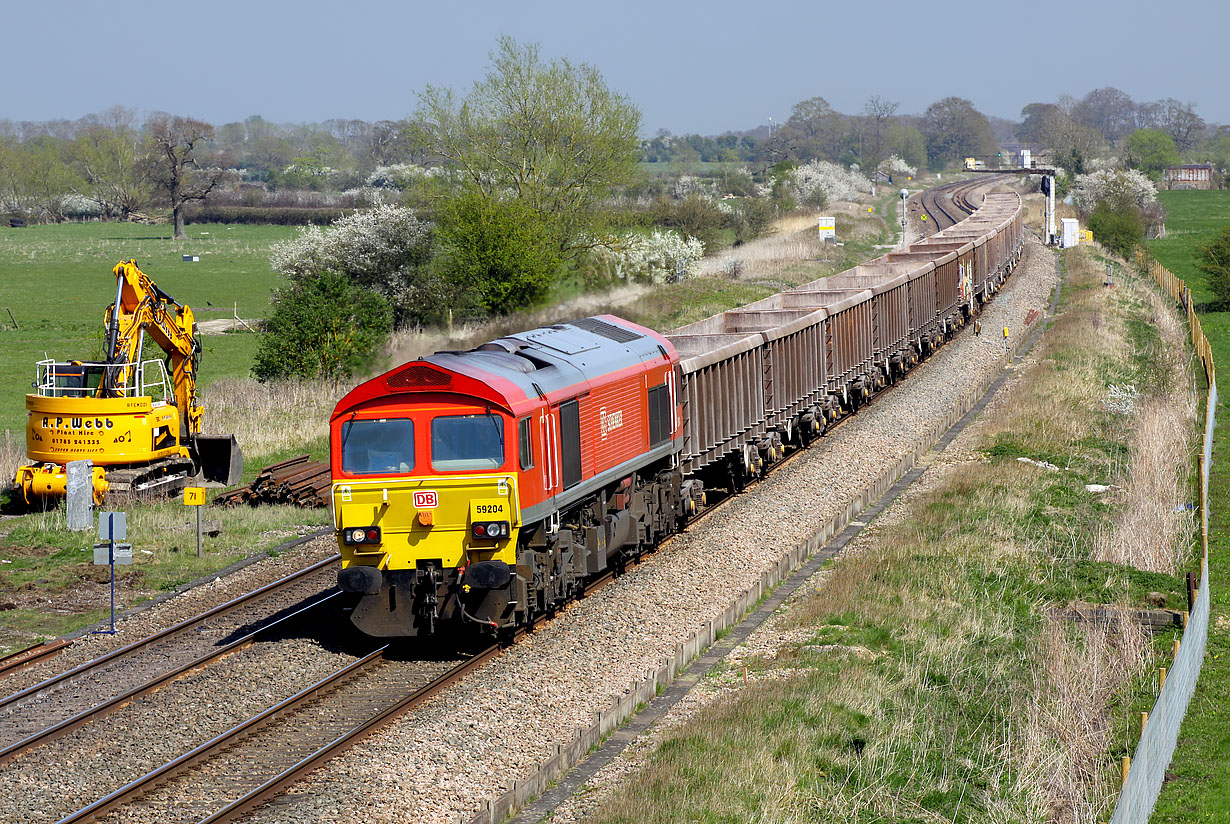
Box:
[1040,108,1104,173]
[1157,99,1206,152]
[1074,87,1136,143]
[857,96,898,175]
[143,114,231,239]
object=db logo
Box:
[413,490,438,508]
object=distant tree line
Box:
[639,95,999,174]
[1016,87,1227,180]
[5,73,1229,380]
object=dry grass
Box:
[0,430,28,490]
[695,230,830,281]
[1017,615,1151,823]
[201,377,346,461]
[1094,285,1197,573]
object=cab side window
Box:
[518,417,534,470]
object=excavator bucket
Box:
[193,435,244,486]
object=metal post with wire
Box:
[899,189,909,244]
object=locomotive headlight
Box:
[471,521,510,540]
[343,526,382,545]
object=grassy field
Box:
[0,221,317,652]
[1146,189,1230,824]
[0,222,299,437]
[586,245,1197,823]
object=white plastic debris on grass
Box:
[1017,457,1061,471]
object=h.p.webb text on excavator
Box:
[14,259,242,505]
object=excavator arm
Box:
[103,260,203,438]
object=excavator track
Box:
[104,456,197,501]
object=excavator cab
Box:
[45,363,104,398]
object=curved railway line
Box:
[3,179,1027,823]
[13,395,918,824]
[917,176,1000,231]
[33,446,819,823]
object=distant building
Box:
[1163,164,1213,190]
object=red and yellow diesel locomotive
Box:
[330,316,701,637]
[330,190,1024,639]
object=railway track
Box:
[0,639,71,680]
[11,180,1019,820]
[917,177,995,231]
[30,405,856,822]
[58,647,476,824]
[0,555,340,762]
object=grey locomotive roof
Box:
[424,316,666,403]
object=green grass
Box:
[0,222,297,436]
[589,245,1192,824]
[0,500,328,651]
[1148,191,1230,307]
[0,201,898,651]
[1146,190,1230,824]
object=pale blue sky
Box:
[8,0,1227,134]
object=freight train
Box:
[328,191,1024,639]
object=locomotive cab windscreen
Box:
[338,408,510,477]
[340,418,415,474]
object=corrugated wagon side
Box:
[667,324,766,475]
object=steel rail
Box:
[0,639,71,679]
[0,553,339,711]
[52,194,1020,820]
[198,645,503,823]
[0,590,342,763]
[53,644,507,824]
[53,646,391,824]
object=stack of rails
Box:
[213,455,332,508]
[665,191,1023,483]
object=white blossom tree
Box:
[1072,168,1157,214]
[786,161,872,206]
[269,204,436,321]
[596,230,704,284]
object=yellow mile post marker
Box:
[184,486,206,557]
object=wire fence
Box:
[1110,252,1217,824]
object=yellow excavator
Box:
[14,259,242,505]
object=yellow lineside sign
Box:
[183,487,206,506]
